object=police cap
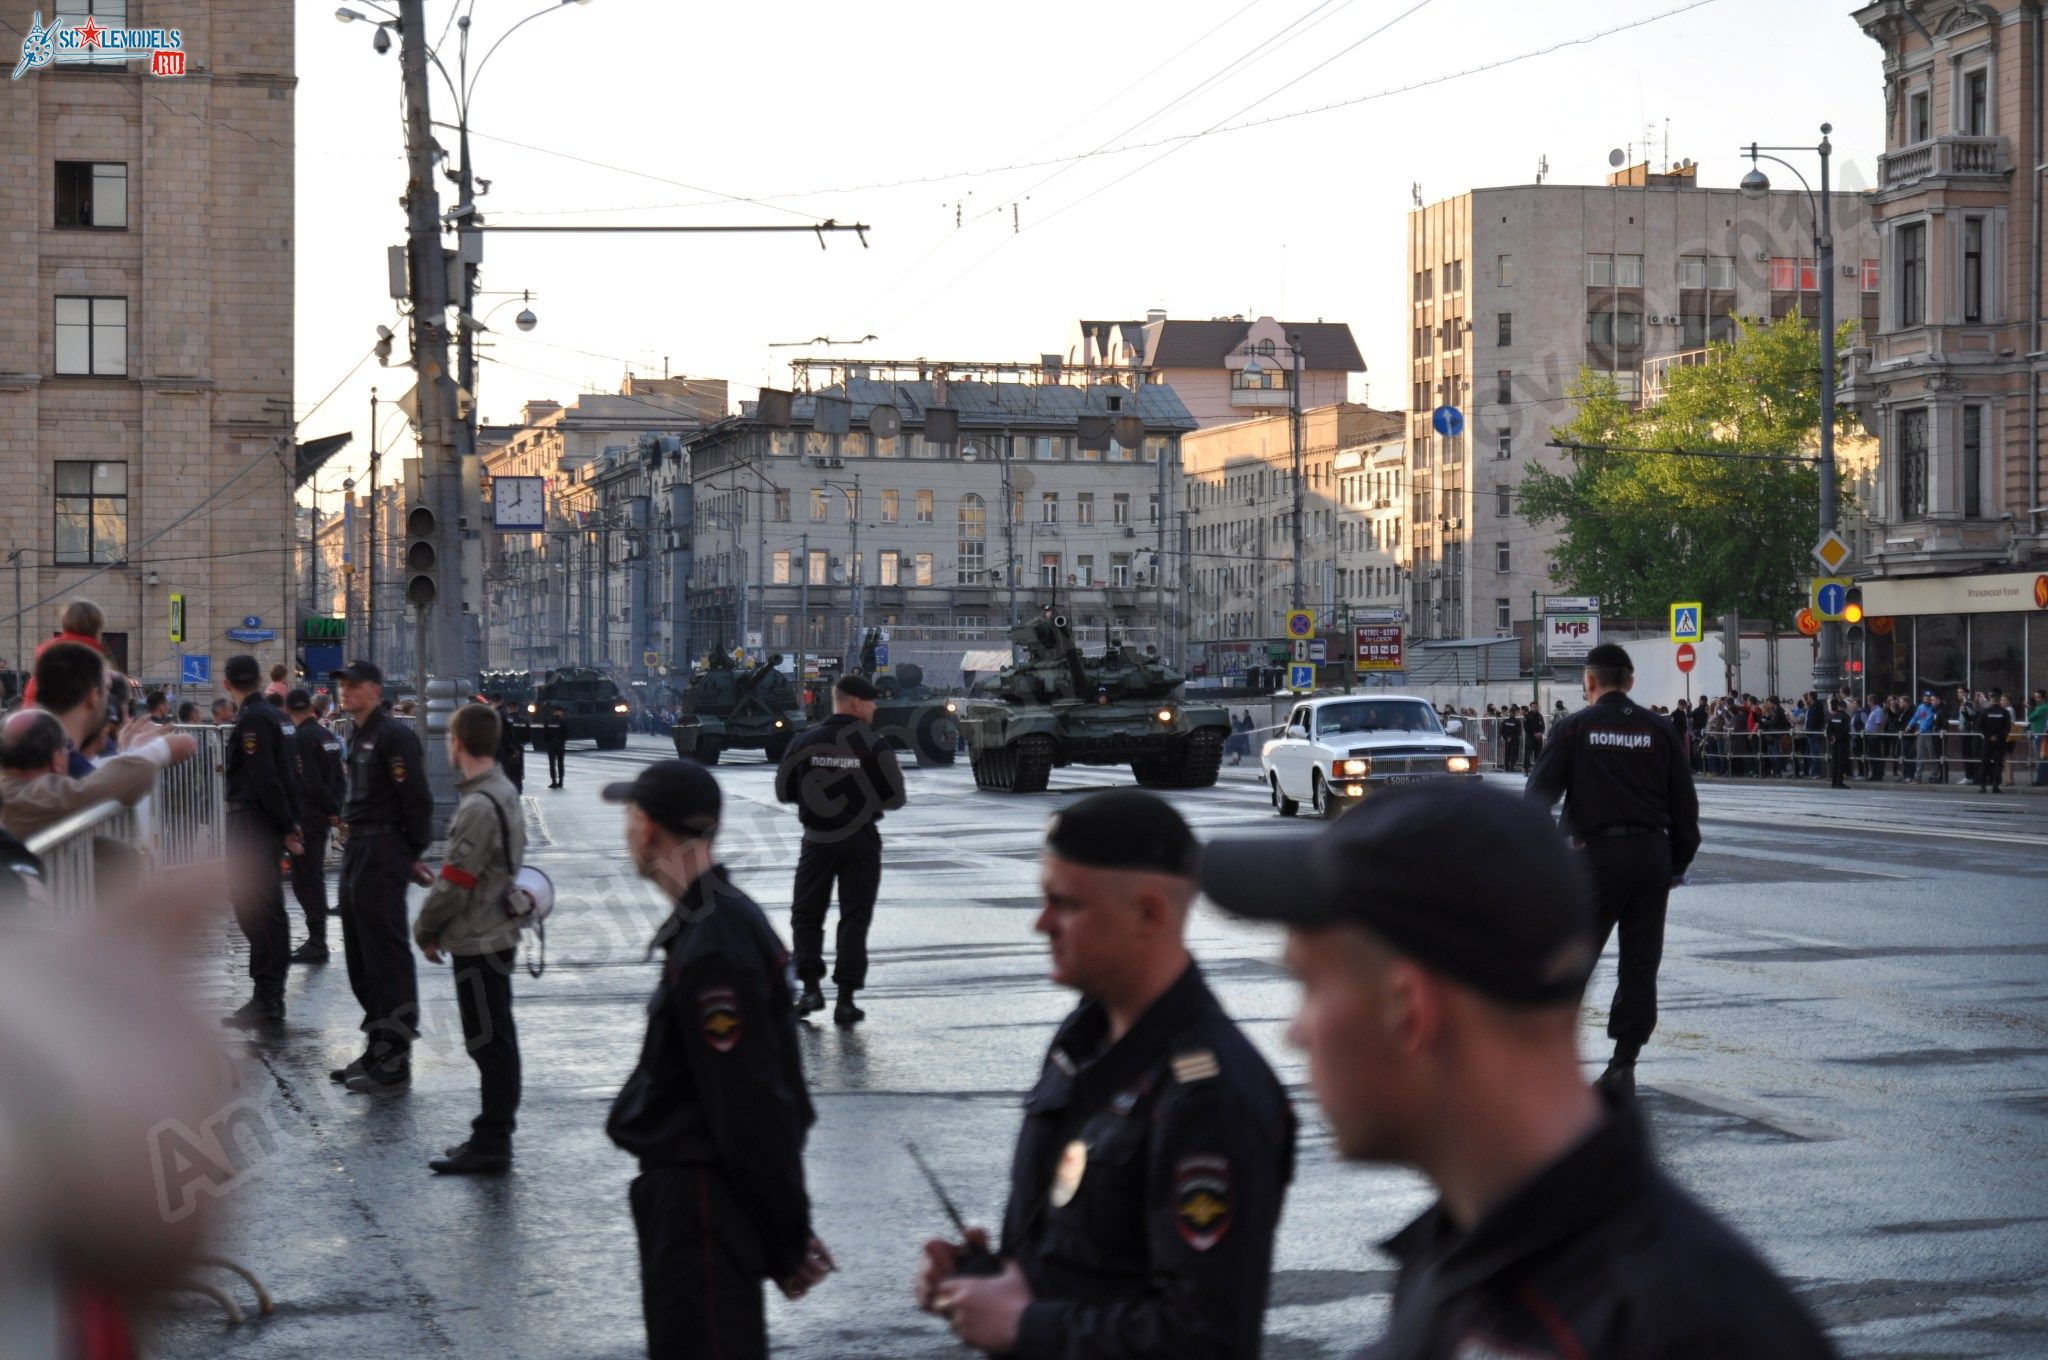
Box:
[223,654,261,688]
[1199,783,1596,1007]
[284,688,313,712]
[1045,789,1198,879]
[602,758,721,839]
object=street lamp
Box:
[1740,122,1841,693]
[959,437,1018,627]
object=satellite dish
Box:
[1607,148,1626,168]
[869,405,901,440]
[1113,415,1145,449]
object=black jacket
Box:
[341,706,433,858]
[290,717,347,821]
[607,869,815,1281]
[1358,1099,1837,1360]
[1527,692,1700,877]
[774,713,906,838]
[1002,964,1296,1360]
[224,695,301,838]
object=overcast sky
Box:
[293,0,1882,504]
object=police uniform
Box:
[334,672,433,1082]
[998,792,1295,1360]
[223,670,303,1025]
[1526,648,1699,1090]
[774,693,905,1019]
[1826,701,1852,789]
[1977,696,2014,792]
[287,699,347,957]
[544,710,569,787]
[603,763,817,1360]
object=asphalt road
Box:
[159,734,2048,1359]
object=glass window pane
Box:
[54,499,90,562]
[55,463,90,494]
[1915,613,1965,693]
[94,165,126,228]
[56,296,89,327]
[92,500,125,562]
[2028,613,2048,697]
[95,461,125,493]
[1970,612,2024,696]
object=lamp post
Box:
[1741,122,1841,693]
[811,468,863,646]
[960,437,1016,626]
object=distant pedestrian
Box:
[175,699,200,724]
[1977,689,2014,794]
[489,692,528,793]
[1499,705,1522,772]
[210,697,236,725]
[1826,697,1851,789]
[544,706,569,788]
[2029,689,2048,786]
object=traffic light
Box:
[406,501,439,607]
[1841,586,1864,625]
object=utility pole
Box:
[396,0,461,824]
[849,473,863,643]
[1289,336,1305,610]
[1530,589,1541,706]
[797,530,810,697]
[1002,455,1017,627]
[1813,127,1841,695]
[366,388,379,668]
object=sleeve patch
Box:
[240,732,258,755]
[698,986,742,1052]
[389,757,408,783]
[439,864,478,889]
[1173,1155,1233,1251]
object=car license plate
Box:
[1377,774,1425,785]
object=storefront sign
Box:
[1864,570,2048,618]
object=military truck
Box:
[670,653,805,764]
[957,612,1228,792]
[529,667,630,750]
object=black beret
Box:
[223,654,261,687]
[1200,782,1597,1008]
[1045,789,1198,878]
[1584,642,1634,672]
[836,673,880,701]
[602,758,721,839]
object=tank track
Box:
[972,733,1054,792]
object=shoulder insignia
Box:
[1050,1047,1078,1077]
[1173,1154,1233,1250]
[389,756,407,783]
[1171,1049,1220,1084]
[698,986,742,1052]
[240,732,258,755]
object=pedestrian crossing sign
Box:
[1669,602,1703,643]
[1287,663,1316,690]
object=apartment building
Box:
[1062,312,1364,427]
[1407,160,1877,640]
[1845,0,2048,698]
[1180,403,1406,679]
[0,2,295,688]
[683,368,1195,683]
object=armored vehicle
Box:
[671,653,805,764]
[528,667,629,750]
[957,612,1228,792]
[844,629,958,767]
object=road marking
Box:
[1698,809,2042,847]
[1656,1080,1846,1142]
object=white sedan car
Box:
[1260,694,1480,818]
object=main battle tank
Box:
[958,611,1228,793]
[671,652,805,764]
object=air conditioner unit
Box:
[1754,251,1770,262]
[1841,264,1858,277]
[1122,526,1137,538]
[1447,517,1463,529]
[1428,568,1442,579]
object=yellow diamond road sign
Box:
[1813,531,1852,573]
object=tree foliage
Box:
[1517,314,1854,626]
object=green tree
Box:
[1517,314,1854,626]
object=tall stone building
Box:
[0,3,294,689]
[1847,0,2048,699]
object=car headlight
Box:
[1339,758,1369,776]
[1447,755,1473,773]
[526,703,536,714]
[613,703,630,714]
[1156,708,1175,724]
[1343,783,1365,797]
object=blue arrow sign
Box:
[1288,663,1316,690]
[1816,581,1846,617]
[1430,405,1465,438]
[180,655,210,685]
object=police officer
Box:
[1826,696,1852,790]
[602,761,834,1360]
[914,791,1295,1358]
[1498,704,1522,772]
[775,673,905,1026]
[488,692,528,793]
[1977,688,2015,793]
[220,654,303,1031]
[543,705,570,788]
[1526,642,1699,1099]
[285,688,346,964]
[1198,784,1837,1360]
[328,660,433,1095]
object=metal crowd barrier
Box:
[1689,727,2021,784]
[23,799,142,911]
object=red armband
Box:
[438,864,478,889]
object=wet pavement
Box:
[158,735,2048,1358]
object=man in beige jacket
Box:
[0,709,196,842]
[413,702,527,1176]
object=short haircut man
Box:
[449,701,502,760]
[33,641,105,717]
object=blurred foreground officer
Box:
[914,790,1295,1358]
[1200,783,1838,1360]
[285,688,346,963]
[1526,642,1698,1099]
[329,660,433,1094]
[220,654,302,1031]
[776,672,905,1025]
[604,760,834,1359]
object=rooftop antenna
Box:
[1536,153,1549,185]
[1663,117,1671,171]
[1411,181,1423,207]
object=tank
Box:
[844,629,959,766]
[671,652,805,764]
[957,611,1229,793]
[529,666,630,750]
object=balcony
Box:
[1878,135,2004,192]
[1640,347,1717,403]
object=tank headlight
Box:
[1156,708,1174,723]
[774,719,785,728]
[944,701,957,713]
[526,703,536,714]
[1448,755,1473,773]
[1340,758,1369,776]
[613,703,630,714]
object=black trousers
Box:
[630,1164,768,1360]
[452,947,520,1153]
[548,745,566,785]
[339,831,420,1067]
[1829,737,1851,787]
[790,826,881,990]
[228,809,289,1008]
[289,820,331,945]
[1979,736,2008,789]
[1583,831,1673,1049]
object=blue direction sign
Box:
[227,627,277,643]
[179,655,210,685]
[874,642,889,668]
[1287,662,1316,690]
[1430,404,1465,438]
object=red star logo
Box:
[76,17,103,48]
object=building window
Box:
[1496,598,1512,632]
[1897,407,1929,520]
[1040,492,1059,523]
[1678,255,1706,289]
[879,550,900,586]
[1075,492,1095,525]
[1496,369,1512,404]
[1963,67,1989,136]
[915,489,933,523]
[770,550,790,585]
[1768,257,1819,292]
[874,430,901,458]
[1962,405,1985,518]
[1231,366,1288,391]
[1494,541,1510,573]
[1112,493,1131,526]
[1908,87,1931,142]
[957,493,986,583]
[1142,435,1169,464]
[1862,258,1880,292]
[1494,429,1511,461]
[1111,553,1132,587]
[1497,312,1512,346]
[1496,485,1511,516]
[808,488,827,522]
[1039,553,1061,587]
[807,549,828,585]
[54,162,126,229]
[1075,554,1094,586]
[913,552,933,586]
[880,488,899,523]
[1497,254,1514,287]
[842,488,859,522]
[1587,311,1642,348]
[1962,216,1985,323]
[1586,253,1644,287]
[772,488,791,521]
[53,461,126,565]
[54,296,126,376]
[1898,222,1926,327]
[53,0,128,65]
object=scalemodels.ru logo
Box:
[12,9,186,80]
